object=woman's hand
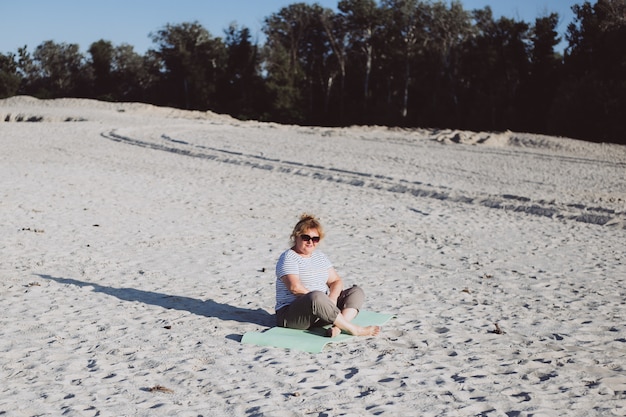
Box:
[280,274,309,296]
[327,268,343,305]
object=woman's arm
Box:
[326,267,343,304]
[280,274,309,296]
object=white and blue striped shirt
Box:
[275,249,333,310]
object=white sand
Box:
[1,96,625,416]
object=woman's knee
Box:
[308,290,329,304]
[309,291,340,323]
[349,285,365,298]
[341,285,365,310]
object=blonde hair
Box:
[290,213,325,244]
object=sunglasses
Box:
[300,234,321,243]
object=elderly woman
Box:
[275,213,380,338]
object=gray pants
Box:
[276,285,365,329]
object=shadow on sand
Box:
[37,274,275,328]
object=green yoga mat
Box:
[241,311,395,353]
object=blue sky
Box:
[1,0,581,55]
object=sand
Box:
[1,96,625,416]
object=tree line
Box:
[1,0,624,144]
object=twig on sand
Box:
[491,323,506,335]
[148,385,174,393]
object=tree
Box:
[111,44,151,101]
[460,7,530,131]
[140,49,166,104]
[0,52,20,98]
[379,0,431,121]
[420,1,474,127]
[521,13,562,133]
[338,0,381,117]
[320,7,349,122]
[150,21,226,110]
[88,39,114,99]
[553,0,626,142]
[16,46,36,94]
[218,24,265,119]
[298,4,337,124]
[88,40,153,102]
[262,3,329,123]
[30,41,90,98]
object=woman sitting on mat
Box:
[275,213,380,338]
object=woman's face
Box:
[293,228,321,257]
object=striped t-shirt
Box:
[275,249,333,310]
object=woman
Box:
[275,213,380,338]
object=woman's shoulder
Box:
[278,248,298,262]
[280,248,295,256]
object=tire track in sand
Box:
[101,129,625,229]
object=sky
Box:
[0,0,582,56]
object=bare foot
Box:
[325,326,342,338]
[332,312,381,337]
[353,325,381,337]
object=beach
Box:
[1,96,625,416]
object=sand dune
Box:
[1,96,625,416]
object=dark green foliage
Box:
[89,40,114,100]
[0,52,20,98]
[554,0,626,143]
[262,2,333,124]
[19,41,91,98]
[519,13,562,134]
[149,21,227,110]
[217,24,267,120]
[1,0,624,144]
